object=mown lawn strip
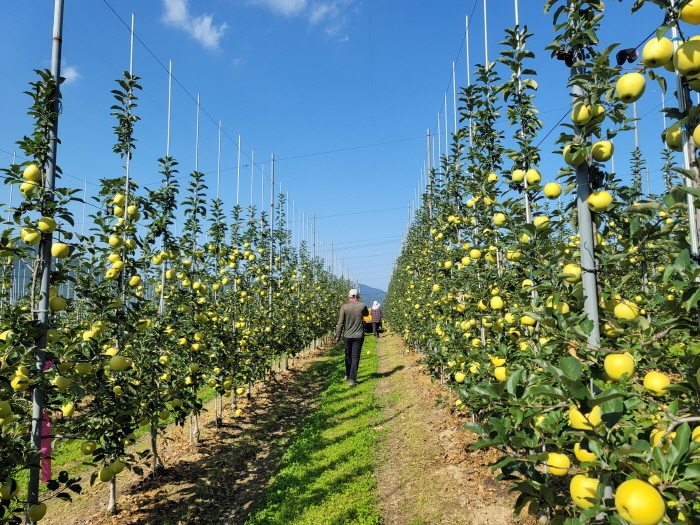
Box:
[245,337,383,525]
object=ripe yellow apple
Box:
[591,141,614,162]
[642,37,674,68]
[588,190,613,213]
[665,122,682,151]
[0,401,11,419]
[614,300,639,320]
[81,441,97,455]
[563,144,585,166]
[490,296,504,310]
[61,402,75,417]
[493,213,506,226]
[643,371,670,396]
[533,216,549,230]
[432,284,441,292]
[37,217,56,233]
[520,315,536,326]
[49,296,66,312]
[493,366,509,381]
[681,0,700,24]
[487,173,498,182]
[113,193,125,205]
[51,242,70,258]
[21,227,42,245]
[546,452,570,476]
[453,371,467,383]
[51,375,71,391]
[614,479,665,525]
[128,275,141,287]
[570,104,592,125]
[23,164,41,181]
[75,362,93,375]
[604,353,635,381]
[615,72,646,103]
[109,355,128,372]
[490,356,506,366]
[568,405,602,430]
[511,169,525,182]
[590,103,606,123]
[674,39,700,77]
[543,182,561,199]
[108,236,123,247]
[525,168,541,184]
[573,442,597,463]
[20,181,40,197]
[562,263,581,283]
[570,474,600,509]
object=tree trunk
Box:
[107,475,117,513]
[150,423,162,475]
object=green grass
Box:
[245,337,384,525]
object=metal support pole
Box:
[29,0,64,520]
[672,26,700,260]
[483,0,489,68]
[269,154,274,316]
[571,30,600,350]
[236,135,241,206]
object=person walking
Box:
[334,289,369,387]
[370,301,383,338]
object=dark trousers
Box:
[372,322,380,337]
[344,337,363,381]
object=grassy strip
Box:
[245,337,384,525]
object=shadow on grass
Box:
[368,365,404,379]
[107,345,346,525]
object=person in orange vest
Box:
[334,289,369,387]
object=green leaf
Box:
[559,356,582,381]
[656,25,669,40]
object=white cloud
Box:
[61,65,81,85]
[162,0,228,50]
[254,0,356,40]
[256,0,307,16]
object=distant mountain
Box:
[359,284,386,305]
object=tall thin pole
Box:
[483,0,489,67]
[672,26,700,261]
[7,152,15,221]
[81,180,87,237]
[166,60,172,157]
[236,135,241,206]
[269,154,274,315]
[633,102,639,150]
[437,114,441,170]
[515,0,519,26]
[452,62,457,132]
[29,0,64,519]
[250,150,254,206]
[194,94,200,172]
[465,16,472,147]
[570,17,600,350]
[216,120,222,200]
[444,93,449,158]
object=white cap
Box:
[348,288,358,297]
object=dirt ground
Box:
[373,333,518,525]
[42,345,334,525]
[40,334,526,525]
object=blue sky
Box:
[0,0,686,292]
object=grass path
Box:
[244,336,383,525]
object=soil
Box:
[373,333,519,525]
[40,334,528,525]
[42,345,334,525]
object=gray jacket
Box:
[335,301,369,339]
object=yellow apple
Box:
[615,72,646,103]
[51,242,70,258]
[543,182,561,199]
[643,371,670,396]
[642,37,674,68]
[37,217,56,233]
[588,190,613,213]
[511,169,525,182]
[591,141,614,162]
[525,168,541,184]
[23,164,41,181]
[674,39,700,76]
[571,104,592,125]
[546,452,570,476]
[570,474,600,509]
[563,143,586,166]
[614,479,665,525]
[604,353,635,381]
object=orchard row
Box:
[387,1,700,524]
[0,69,346,523]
